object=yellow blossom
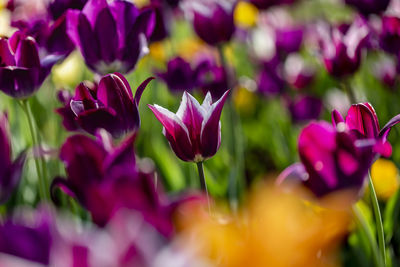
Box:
[371,158,399,201]
[234,1,258,28]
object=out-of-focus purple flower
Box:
[149,90,229,162]
[66,0,155,74]
[278,121,374,198]
[143,2,171,42]
[194,56,229,99]
[68,73,153,137]
[317,20,369,78]
[257,57,286,96]
[0,31,58,98]
[344,0,390,16]
[249,0,297,10]
[284,54,315,89]
[52,131,180,237]
[0,113,26,204]
[9,0,76,58]
[0,208,52,265]
[184,0,236,46]
[55,89,81,131]
[275,27,303,54]
[379,16,400,55]
[48,0,88,20]
[286,95,322,122]
[332,103,400,157]
[372,57,397,87]
[157,57,197,92]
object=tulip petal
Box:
[379,114,400,141]
[82,0,108,27]
[133,77,154,106]
[103,134,137,172]
[76,13,100,69]
[346,103,379,139]
[0,150,26,204]
[109,0,139,47]
[0,38,15,66]
[331,109,344,127]
[15,37,40,69]
[94,7,118,63]
[200,90,229,158]
[148,104,194,161]
[76,108,122,137]
[0,113,11,177]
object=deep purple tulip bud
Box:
[67,0,156,74]
[287,95,322,122]
[279,121,374,198]
[379,16,400,55]
[194,56,229,99]
[344,0,390,16]
[0,113,26,204]
[332,103,400,157]
[257,57,286,96]
[0,31,57,98]
[157,57,197,92]
[149,90,230,162]
[185,0,236,46]
[317,20,369,78]
[249,0,297,10]
[68,73,153,137]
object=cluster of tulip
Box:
[0,0,400,266]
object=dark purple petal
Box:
[200,90,229,158]
[109,0,139,46]
[94,6,118,63]
[133,76,154,106]
[345,0,390,16]
[287,95,322,122]
[331,109,345,127]
[76,108,122,137]
[103,133,137,171]
[0,67,40,98]
[379,114,400,141]
[76,12,100,70]
[82,0,108,27]
[275,28,303,54]
[345,103,379,139]
[0,150,26,204]
[55,106,81,131]
[14,37,40,68]
[157,57,195,92]
[45,14,75,56]
[0,38,15,66]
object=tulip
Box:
[194,56,229,99]
[284,54,315,90]
[379,16,400,56]
[317,20,369,78]
[148,90,229,162]
[257,57,285,96]
[0,31,58,98]
[0,113,26,204]
[372,57,397,88]
[286,95,322,122]
[157,57,197,92]
[278,121,374,198]
[55,89,81,131]
[48,0,87,20]
[184,0,236,46]
[68,73,153,137]
[331,102,400,157]
[344,0,390,16]
[52,130,180,237]
[66,0,155,74]
[0,210,52,265]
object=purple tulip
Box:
[379,16,400,56]
[332,102,400,157]
[0,209,52,265]
[286,95,322,122]
[344,0,390,16]
[317,20,369,78]
[185,0,236,46]
[275,27,303,54]
[143,2,170,42]
[372,57,397,88]
[194,56,229,99]
[157,57,197,92]
[278,121,374,198]
[0,31,58,98]
[257,57,286,96]
[148,90,230,162]
[52,131,179,237]
[0,113,26,204]
[67,0,155,74]
[68,73,153,137]
[249,0,297,10]
[55,89,81,131]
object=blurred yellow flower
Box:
[176,184,351,267]
[234,86,256,114]
[52,52,85,88]
[131,0,150,8]
[149,42,167,63]
[234,1,258,28]
[371,158,399,201]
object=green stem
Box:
[352,204,384,267]
[369,171,386,266]
[19,100,49,202]
[196,161,211,212]
[342,80,357,104]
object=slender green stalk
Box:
[19,100,48,201]
[196,161,211,213]
[352,204,384,267]
[369,171,386,266]
[341,80,357,104]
